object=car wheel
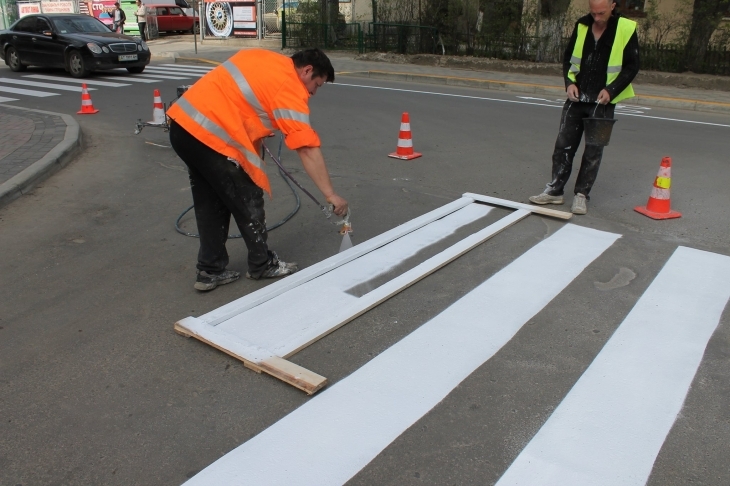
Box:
[67,50,89,78]
[6,46,27,72]
[206,2,233,37]
[127,66,145,74]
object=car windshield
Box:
[52,17,111,34]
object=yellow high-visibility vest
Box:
[567,17,637,104]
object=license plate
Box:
[119,54,138,61]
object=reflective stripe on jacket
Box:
[567,17,637,104]
[166,49,320,194]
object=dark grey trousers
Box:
[544,100,615,199]
[169,120,272,277]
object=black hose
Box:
[175,135,301,238]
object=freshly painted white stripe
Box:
[184,224,619,486]
[136,73,191,80]
[335,83,730,128]
[0,86,58,97]
[161,63,213,71]
[23,75,130,87]
[200,197,475,326]
[0,78,96,92]
[99,76,160,83]
[496,246,730,486]
[0,95,19,102]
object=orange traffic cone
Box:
[388,112,421,160]
[149,89,165,125]
[634,156,681,220]
[77,83,98,114]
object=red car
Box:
[148,5,199,34]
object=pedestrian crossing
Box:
[0,64,214,104]
[175,201,730,486]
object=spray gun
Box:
[262,142,353,242]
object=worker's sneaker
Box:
[246,254,298,280]
[194,270,240,291]
[529,192,564,205]
[571,193,588,215]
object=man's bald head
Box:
[589,0,615,26]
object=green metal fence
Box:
[366,23,439,54]
[282,11,364,53]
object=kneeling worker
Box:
[167,48,348,291]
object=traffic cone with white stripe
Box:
[77,83,98,114]
[149,89,165,125]
[634,156,682,220]
[388,112,421,160]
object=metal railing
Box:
[282,11,363,52]
[366,23,439,54]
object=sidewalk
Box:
[3,39,727,210]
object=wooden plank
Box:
[463,193,573,220]
[198,196,476,327]
[278,209,532,358]
[174,317,326,394]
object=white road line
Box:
[136,73,191,80]
[183,223,620,486]
[160,63,213,71]
[0,78,95,92]
[98,76,160,83]
[23,75,130,87]
[143,69,203,77]
[145,66,206,75]
[496,246,730,486]
[336,83,730,128]
[0,95,19,103]
[0,86,58,97]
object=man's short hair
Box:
[291,48,335,83]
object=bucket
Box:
[583,103,616,146]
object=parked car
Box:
[0,14,150,78]
[147,5,199,34]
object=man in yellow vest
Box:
[529,0,639,214]
[167,48,348,291]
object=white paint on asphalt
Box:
[183,224,619,486]
[143,67,205,76]
[99,76,160,83]
[496,246,730,486]
[336,83,730,128]
[136,73,192,80]
[0,95,19,103]
[23,75,130,87]
[0,78,95,92]
[0,85,58,97]
[160,63,213,71]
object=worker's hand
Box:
[597,89,611,105]
[567,84,580,102]
[326,194,348,216]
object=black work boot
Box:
[194,270,240,291]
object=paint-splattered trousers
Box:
[544,100,615,199]
[169,120,273,277]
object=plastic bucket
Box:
[583,117,617,146]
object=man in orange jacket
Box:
[168,48,348,291]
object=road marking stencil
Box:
[496,246,730,486]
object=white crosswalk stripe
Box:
[23,75,131,87]
[0,95,19,103]
[0,85,58,97]
[136,73,191,80]
[160,63,213,71]
[0,78,96,92]
[98,75,161,83]
[144,67,206,75]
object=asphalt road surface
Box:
[1,60,729,485]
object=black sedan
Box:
[0,13,150,78]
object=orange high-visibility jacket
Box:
[166,49,320,194]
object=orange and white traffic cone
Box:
[149,89,165,125]
[77,83,98,114]
[388,112,422,160]
[634,156,682,220]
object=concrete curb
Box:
[339,70,730,116]
[0,107,83,209]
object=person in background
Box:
[135,0,148,41]
[112,2,126,33]
[528,0,639,215]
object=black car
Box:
[0,14,150,78]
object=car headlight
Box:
[137,43,142,51]
[87,43,102,54]
[102,46,110,53]
[140,41,149,51]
